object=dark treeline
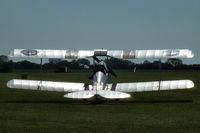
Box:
[105,58,200,70]
[0,55,199,72]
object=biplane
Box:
[7,49,194,99]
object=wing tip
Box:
[186,80,195,89]
[186,49,194,58]
[7,80,14,88]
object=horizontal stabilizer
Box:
[64,90,130,99]
[9,49,194,59]
[7,79,86,92]
[111,80,194,92]
[97,90,130,99]
[64,91,95,99]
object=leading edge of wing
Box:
[7,79,88,92]
[109,80,194,92]
[9,49,194,59]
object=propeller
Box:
[90,56,117,78]
[102,62,117,77]
[107,66,117,77]
[93,56,101,63]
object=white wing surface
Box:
[9,49,194,59]
[109,80,194,93]
[108,49,194,59]
[64,90,130,99]
[97,90,130,99]
[64,91,95,99]
[7,79,87,92]
[9,49,94,59]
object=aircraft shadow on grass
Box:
[0,99,193,105]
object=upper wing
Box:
[108,80,194,93]
[9,49,194,59]
[7,79,90,92]
[108,49,194,59]
[9,49,93,59]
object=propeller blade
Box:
[108,67,117,77]
[93,56,101,63]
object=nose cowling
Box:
[93,71,108,83]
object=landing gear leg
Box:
[92,94,102,104]
[82,99,87,102]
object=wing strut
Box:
[158,59,162,90]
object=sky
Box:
[0,0,200,64]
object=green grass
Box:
[0,70,200,133]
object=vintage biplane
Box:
[7,49,194,99]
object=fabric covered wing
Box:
[97,90,130,99]
[108,49,194,59]
[9,49,94,59]
[7,79,87,92]
[64,90,130,99]
[110,80,194,93]
[9,49,193,59]
[64,91,95,99]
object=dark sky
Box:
[0,0,199,64]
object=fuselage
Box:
[92,71,108,91]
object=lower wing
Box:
[108,80,194,92]
[7,79,194,99]
[7,79,130,99]
[7,79,88,92]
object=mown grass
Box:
[0,70,200,133]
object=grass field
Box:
[0,70,200,133]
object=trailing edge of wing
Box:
[110,80,194,93]
[9,49,194,59]
[7,79,87,92]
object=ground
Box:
[0,70,199,133]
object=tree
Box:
[105,58,134,69]
[143,60,151,64]
[0,55,12,72]
[14,60,40,69]
[0,55,8,63]
[166,58,183,67]
[49,58,62,64]
[77,59,90,68]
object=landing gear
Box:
[82,99,87,102]
[92,94,102,104]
